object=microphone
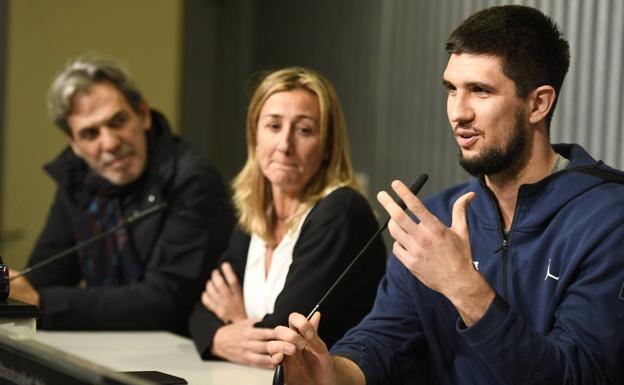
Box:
[272,174,429,385]
[8,201,169,283]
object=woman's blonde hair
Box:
[232,67,360,246]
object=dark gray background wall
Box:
[182,0,386,195]
[181,0,624,202]
[2,0,622,260]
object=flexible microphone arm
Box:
[9,201,169,282]
[272,174,429,385]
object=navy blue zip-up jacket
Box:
[332,144,624,384]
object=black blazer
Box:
[189,186,387,359]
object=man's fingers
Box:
[390,179,436,224]
[386,218,416,252]
[377,191,418,235]
[270,327,301,355]
[309,312,322,331]
[392,240,420,274]
[287,312,328,355]
[377,180,433,236]
[451,192,476,235]
[273,319,311,355]
[288,313,315,340]
[267,339,290,361]
[268,350,285,365]
[268,313,329,370]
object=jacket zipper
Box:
[484,181,512,301]
[500,236,509,300]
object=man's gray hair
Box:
[48,56,144,134]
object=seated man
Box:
[268,5,624,384]
[9,56,234,335]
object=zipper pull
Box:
[493,238,508,254]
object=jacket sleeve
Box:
[330,255,430,385]
[33,163,235,334]
[459,221,624,384]
[188,226,250,359]
[332,212,624,385]
[254,188,386,347]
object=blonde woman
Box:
[189,67,386,368]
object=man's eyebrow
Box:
[442,80,454,88]
[75,124,98,134]
[106,110,127,122]
[442,79,496,92]
[74,109,127,134]
[466,81,495,90]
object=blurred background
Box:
[1,0,623,269]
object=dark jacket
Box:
[26,110,234,335]
[189,186,387,359]
[332,144,624,385]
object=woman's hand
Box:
[202,262,247,323]
[211,319,275,369]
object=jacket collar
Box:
[468,143,608,231]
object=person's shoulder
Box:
[317,186,370,210]
[568,172,624,218]
[169,139,227,188]
[307,186,374,226]
[44,147,89,192]
[149,111,220,182]
[173,139,213,171]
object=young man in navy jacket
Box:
[268,5,624,384]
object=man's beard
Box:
[458,111,527,177]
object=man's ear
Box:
[139,101,152,131]
[528,85,556,124]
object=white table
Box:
[32,331,274,385]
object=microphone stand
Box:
[272,174,428,385]
[8,201,168,282]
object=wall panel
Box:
[369,0,624,198]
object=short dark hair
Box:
[48,56,144,134]
[446,5,570,127]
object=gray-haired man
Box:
[10,57,234,334]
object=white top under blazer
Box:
[243,207,313,320]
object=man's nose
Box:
[448,92,475,124]
[100,128,121,151]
